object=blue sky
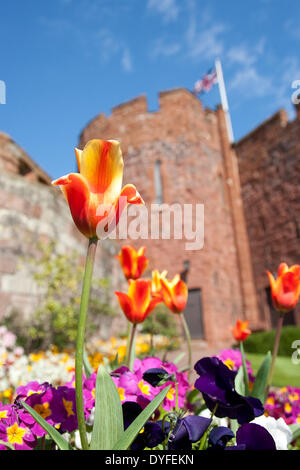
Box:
[1,0,300,179]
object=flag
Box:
[193,67,218,95]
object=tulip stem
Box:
[267,312,284,389]
[181,314,192,382]
[127,323,137,370]
[239,341,249,396]
[75,237,98,451]
[199,404,218,450]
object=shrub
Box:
[141,303,179,347]
[5,242,118,352]
[243,325,300,357]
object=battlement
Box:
[79,88,216,153]
[234,107,297,149]
[112,95,148,117]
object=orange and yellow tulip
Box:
[151,269,168,297]
[52,139,144,240]
[116,245,148,281]
[115,279,161,324]
[154,271,188,314]
[267,263,300,313]
[232,319,251,342]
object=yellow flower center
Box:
[224,359,235,370]
[7,423,26,445]
[266,397,275,405]
[288,392,299,402]
[117,387,125,402]
[166,387,175,401]
[34,402,51,420]
[138,380,151,396]
[0,410,8,419]
[284,402,292,414]
[63,398,75,417]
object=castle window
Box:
[154,160,163,204]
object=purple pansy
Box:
[226,423,276,450]
[167,415,211,450]
[194,357,264,424]
[208,426,235,449]
[122,401,169,450]
[142,368,175,387]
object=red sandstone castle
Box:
[1,88,299,347]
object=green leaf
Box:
[234,366,245,396]
[83,348,93,379]
[0,439,14,450]
[112,385,171,450]
[290,423,300,441]
[89,364,124,450]
[251,351,272,404]
[230,419,239,436]
[110,352,119,370]
[20,400,72,450]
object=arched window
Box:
[154,160,163,204]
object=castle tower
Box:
[79,88,260,347]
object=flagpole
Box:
[215,58,234,143]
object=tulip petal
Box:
[172,280,188,312]
[52,173,94,239]
[75,148,83,172]
[144,297,162,318]
[117,246,136,279]
[128,280,151,320]
[277,263,289,278]
[115,292,135,323]
[80,139,124,204]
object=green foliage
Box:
[6,241,117,352]
[250,351,271,404]
[90,365,124,450]
[141,303,179,343]
[243,326,300,357]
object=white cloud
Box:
[147,0,179,23]
[227,39,273,98]
[230,66,272,97]
[184,0,226,61]
[227,39,265,68]
[121,48,133,73]
[150,37,181,59]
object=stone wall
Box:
[0,136,127,340]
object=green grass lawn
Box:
[246,353,300,388]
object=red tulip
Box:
[115,279,161,324]
[232,319,251,342]
[156,272,188,314]
[116,246,148,280]
[52,139,143,239]
[267,263,300,313]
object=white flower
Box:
[251,415,293,450]
[199,408,229,428]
